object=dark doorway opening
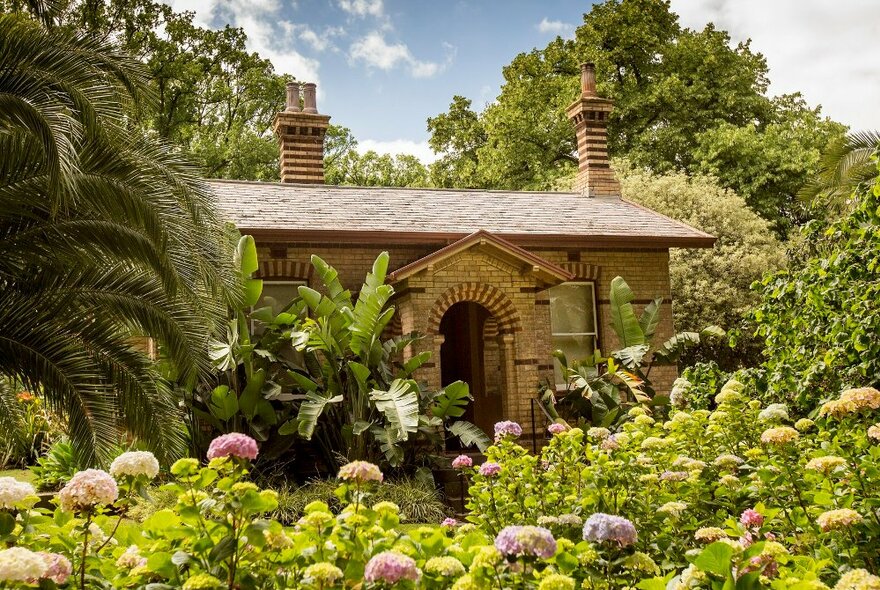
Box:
[439,301,504,441]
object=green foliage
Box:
[752,166,880,414]
[427,0,843,229]
[0,381,59,469]
[30,438,79,491]
[468,380,880,586]
[617,164,785,365]
[326,148,430,187]
[799,130,880,218]
[676,361,733,410]
[270,477,447,525]
[549,276,724,427]
[286,253,490,469]
[0,12,235,466]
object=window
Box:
[256,281,306,315]
[549,282,598,386]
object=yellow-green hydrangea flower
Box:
[425,556,466,577]
[834,568,880,590]
[182,574,223,590]
[303,562,344,585]
[538,573,576,590]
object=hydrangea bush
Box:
[1,384,879,589]
[465,383,880,588]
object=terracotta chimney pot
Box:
[285,82,301,112]
[302,82,318,114]
[581,62,597,96]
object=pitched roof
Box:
[388,230,574,286]
[208,180,715,248]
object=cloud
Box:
[338,0,383,18]
[669,0,880,130]
[537,17,575,37]
[281,22,345,53]
[349,32,452,78]
[358,138,439,163]
[165,0,321,82]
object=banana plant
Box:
[184,235,302,459]
[547,276,724,427]
[284,252,489,470]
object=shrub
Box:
[29,439,78,491]
[752,166,880,414]
[270,477,447,524]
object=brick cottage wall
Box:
[255,242,677,435]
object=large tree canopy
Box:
[427,0,844,234]
[0,11,237,464]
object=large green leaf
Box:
[371,425,405,466]
[235,235,259,276]
[613,344,650,370]
[431,381,471,419]
[609,276,645,347]
[310,255,352,308]
[208,385,238,421]
[694,542,735,577]
[370,379,420,442]
[349,253,394,360]
[449,420,491,451]
[239,368,266,420]
[638,297,664,340]
[296,391,343,439]
[653,331,701,364]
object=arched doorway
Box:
[439,301,505,437]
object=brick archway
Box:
[428,282,522,335]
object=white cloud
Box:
[349,32,452,78]
[670,0,880,130]
[281,22,345,53]
[338,0,383,18]
[537,17,575,37]
[358,138,439,163]
[166,0,321,83]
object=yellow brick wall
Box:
[255,242,678,433]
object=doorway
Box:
[439,301,504,438]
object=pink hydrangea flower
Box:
[478,462,501,477]
[494,525,557,559]
[494,421,523,441]
[364,551,420,584]
[337,461,383,483]
[206,433,259,461]
[582,513,638,547]
[59,469,118,513]
[38,553,71,584]
[451,455,473,469]
[442,517,458,527]
[741,509,764,528]
[548,423,567,435]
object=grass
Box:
[0,468,35,483]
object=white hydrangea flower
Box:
[109,451,160,480]
[0,477,36,509]
[0,547,48,582]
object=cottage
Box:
[211,64,714,437]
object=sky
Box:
[166,0,880,163]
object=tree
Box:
[5,0,290,181]
[0,13,237,464]
[325,127,430,187]
[427,0,844,231]
[798,130,880,217]
[613,163,785,342]
[752,162,880,414]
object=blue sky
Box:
[168,0,880,162]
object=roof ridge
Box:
[205,178,581,196]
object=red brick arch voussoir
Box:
[428,282,522,336]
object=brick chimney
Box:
[273,81,331,184]
[566,63,620,197]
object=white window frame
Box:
[550,281,599,388]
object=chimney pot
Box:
[285,82,301,112]
[302,82,318,114]
[581,62,597,96]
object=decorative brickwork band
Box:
[274,82,330,184]
[428,283,522,335]
[257,259,312,280]
[565,63,621,198]
[559,262,600,280]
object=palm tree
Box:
[799,131,880,215]
[0,13,239,465]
